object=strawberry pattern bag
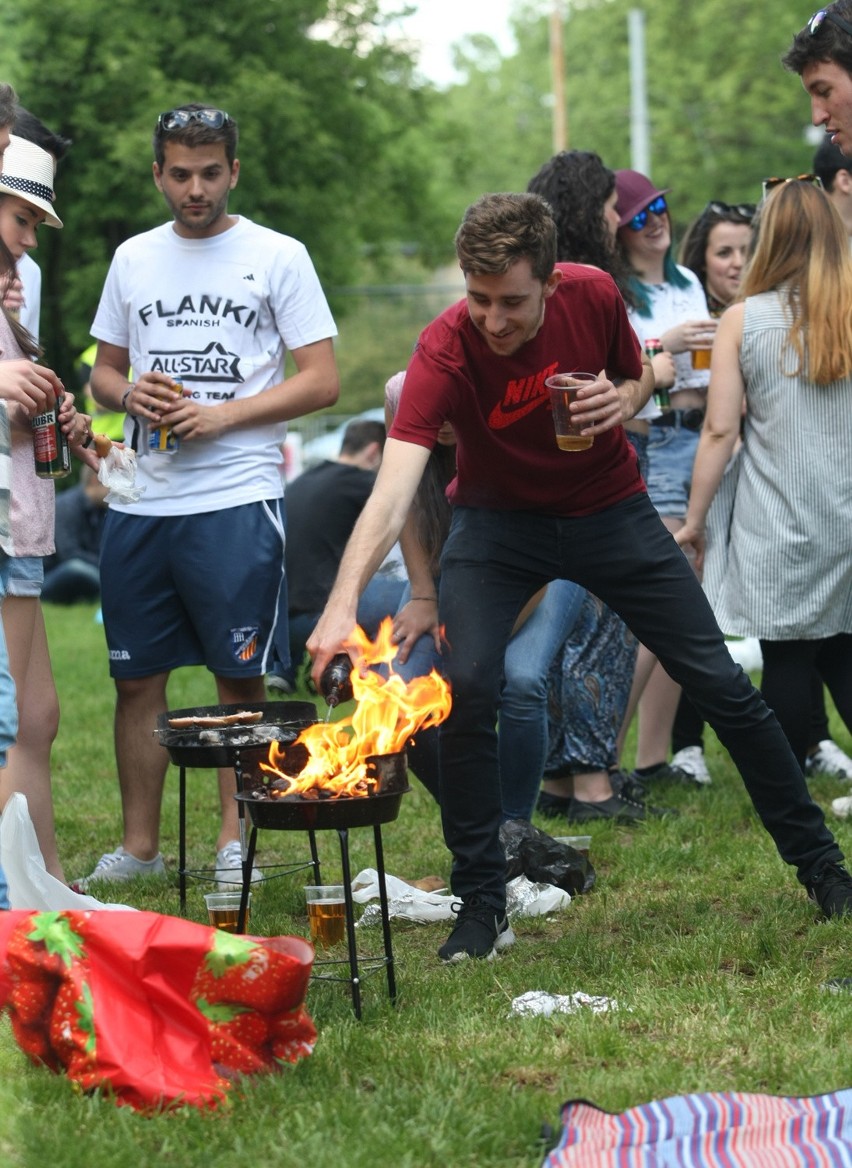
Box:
[0,909,316,1111]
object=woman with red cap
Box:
[614,169,717,791]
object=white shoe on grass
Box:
[669,746,712,785]
[75,846,165,891]
[215,839,263,890]
[806,740,852,782]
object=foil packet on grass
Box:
[510,990,627,1018]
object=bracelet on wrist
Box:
[410,596,437,603]
[121,384,135,413]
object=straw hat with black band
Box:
[0,133,62,228]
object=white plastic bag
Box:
[97,445,145,505]
[0,792,133,911]
[351,869,571,926]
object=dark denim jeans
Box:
[437,493,841,910]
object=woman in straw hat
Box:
[0,133,97,889]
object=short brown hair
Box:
[152,102,238,168]
[783,2,852,76]
[454,192,557,283]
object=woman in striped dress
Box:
[679,180,852,768]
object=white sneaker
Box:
[806,740,852,782]
[215,839,262,891]
[831,795,852,819]
[669,746,712,786]
[75,846,165,891]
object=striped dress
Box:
[704,288,852,640]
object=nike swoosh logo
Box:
[488,393,549,429]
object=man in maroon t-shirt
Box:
[309,193,852,963]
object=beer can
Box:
[644,338,671,411]
[32,389,71,479]
[148,381,186,455]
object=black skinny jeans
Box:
[759,636,852,768]
[436,493,841,910]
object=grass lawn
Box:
[2,603,852,1167]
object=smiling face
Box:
[618,202,671,272]
[0,194,45,258]
[153,139,239,238]
[464,258,562,356]
[802,59,852,154]
[704,221,752,307]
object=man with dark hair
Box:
[813,137,852,234]
[309,191,852,963]
[271,417,397,692]
[80,102,339,891]
[784,3,852,154]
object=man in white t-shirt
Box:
[79,103,339,891]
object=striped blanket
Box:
[543,1090,852,1167]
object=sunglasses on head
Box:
[156,108,232,132]
[627,195,668,232]
[761,174,823,198]
[808,7,852,38]
[703,200,757,222]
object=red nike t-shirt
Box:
[389,263,646,517]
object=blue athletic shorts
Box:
[100,501,289,679]
[7,555,44,598]
[645,424,700,519]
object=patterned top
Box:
[704,289,852,639]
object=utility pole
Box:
[550,0,567,153]
[629,8,650,174]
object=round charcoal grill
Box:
[156,700,317,768]
[156,700,318,907]
[234,750,410,1019]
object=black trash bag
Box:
[500,818,596,895]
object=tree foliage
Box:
[436,0,822,232]
[0,0,456,383]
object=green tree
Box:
[434,0,823,232]
[0,0,456,385]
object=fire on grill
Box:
[253,618,451,802]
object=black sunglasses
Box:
[156,108,232,132]
[628,195,667,232]
[703,200,757,222]
[761,174,823,198]
[809,7,852,38]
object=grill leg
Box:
[237,828,257,934]
[178,765,187,911]
[373,823,397,1005]
[308,829,321,884]
[336,828,362,1020]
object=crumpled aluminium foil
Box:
[509,990,627,1018]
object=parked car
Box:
[299,407,386,468]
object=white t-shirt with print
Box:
[91,216,337,516]
[627,265,711,399]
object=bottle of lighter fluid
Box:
[32,388,71,479]
[644,338,671,411]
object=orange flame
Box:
[260,617,451,799]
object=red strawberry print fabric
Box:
[0,910,315,1111]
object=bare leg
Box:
[114,671,170,860]
[214,674,266,851]
[540,770,614,803]
[0,598,64,880]
[631,516,688,769]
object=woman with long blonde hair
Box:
[679,179,852,771]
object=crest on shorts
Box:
[231,626,259,663]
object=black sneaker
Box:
[609,769,649,802]
[536,790,677,824]
[807,861,852,918]
[631,762,704,789]
[438,895,516,962]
